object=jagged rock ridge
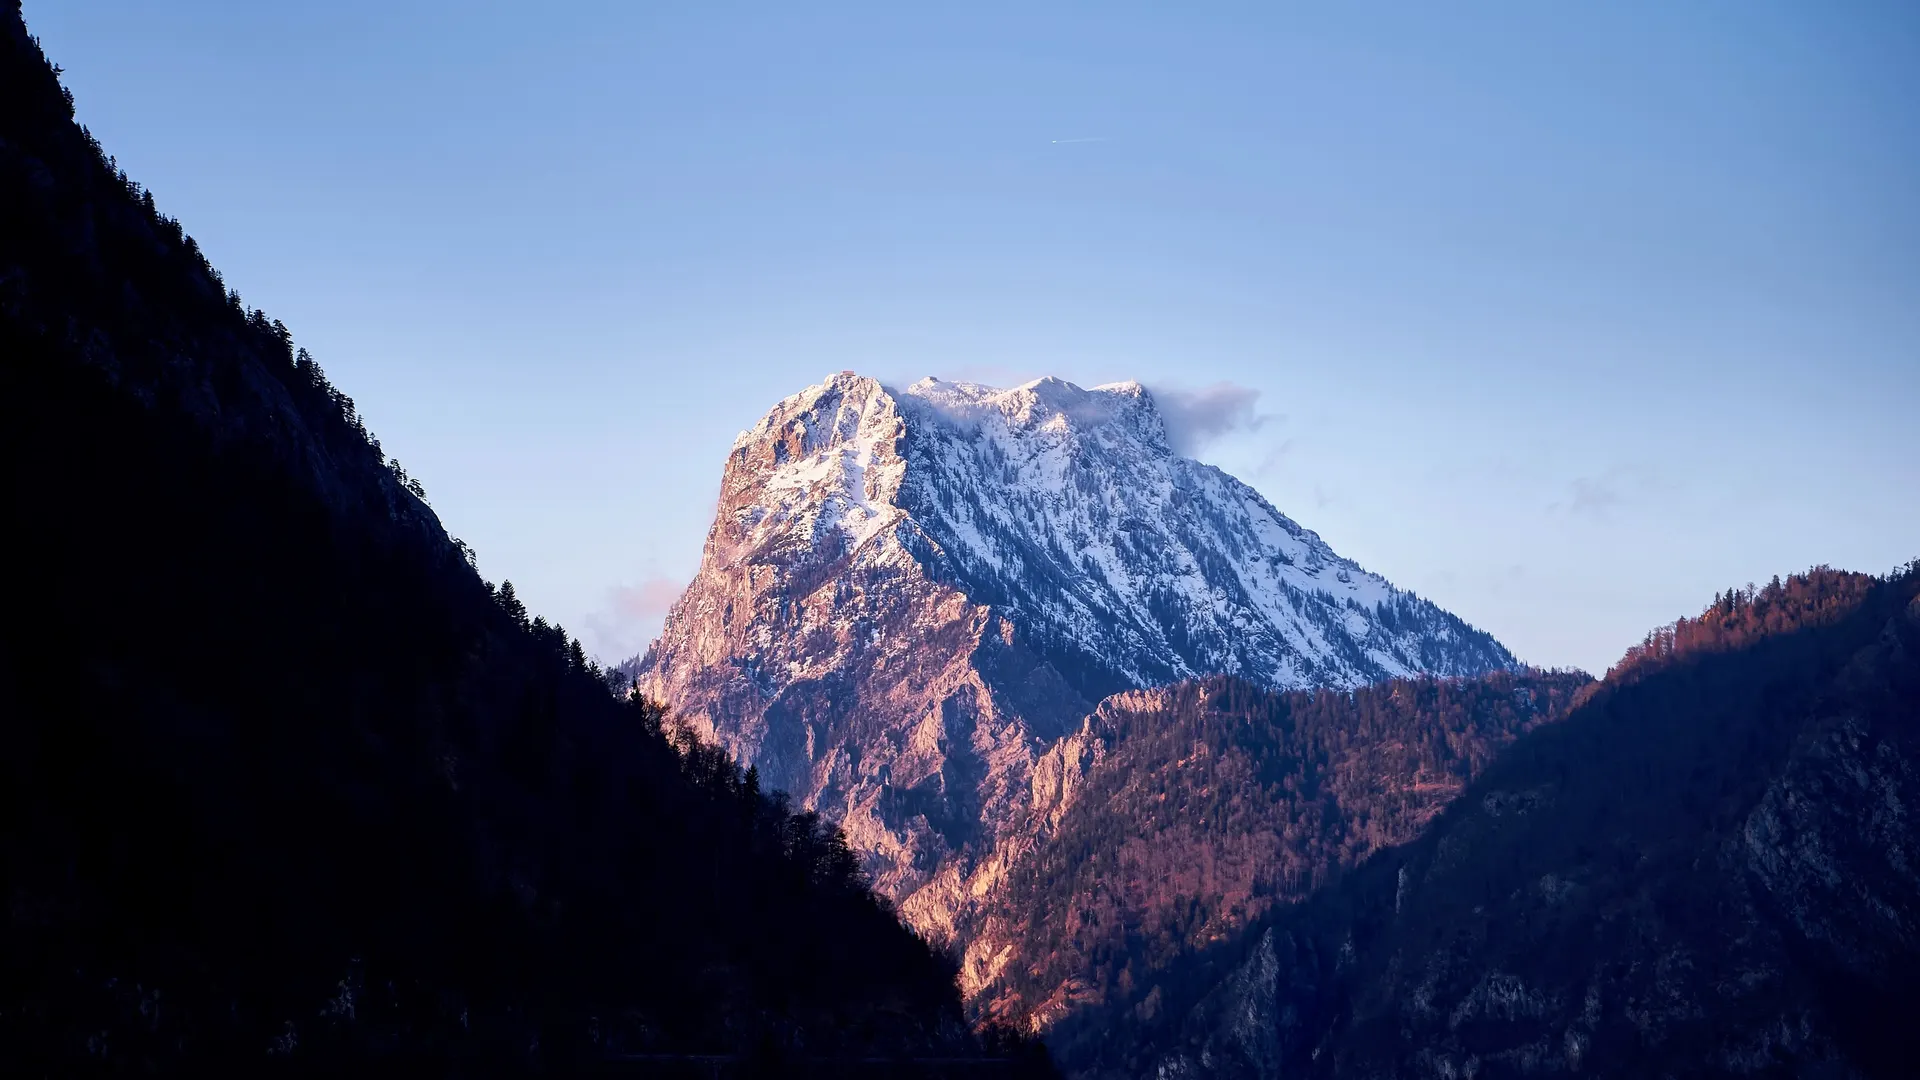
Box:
[636,372,1515,940]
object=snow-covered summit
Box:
[893,373,1510,690]
[675,370,1512,696]
[901,376,1166,449]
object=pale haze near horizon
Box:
[29,1,1918,675]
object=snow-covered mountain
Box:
[635,372,1513,946]
[893,375,1508,691]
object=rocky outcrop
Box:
[1741,604,1920,978]
[635,375,1094,916]
[635,373,1515,944]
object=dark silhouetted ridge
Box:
[0,5,1051,1074]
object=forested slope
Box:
[0,6,1045,1072]
[1109,566,1920,1079]
[967,670,1590,1046]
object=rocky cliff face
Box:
[636,372,1514,941]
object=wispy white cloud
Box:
[611,576,685,621]
[1548,464,1666,521]
[582,573,688,665]
[1150,381,1276,456]
[1568,475,1623,518]
[1255,438,1297,478]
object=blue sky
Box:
[31,1,1918,673]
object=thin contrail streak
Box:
[1050,137,1108,144]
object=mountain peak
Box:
[641,373,1515,938]
[898,373,1172,457]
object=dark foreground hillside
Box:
[0,6,1048,1074]
[1091,566,1920,1079]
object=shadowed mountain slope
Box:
[0,8,1048,1073]
[1081,565,1920,1079]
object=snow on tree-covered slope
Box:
[636,372,1513,949]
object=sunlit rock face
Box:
[635,372,1512,943]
